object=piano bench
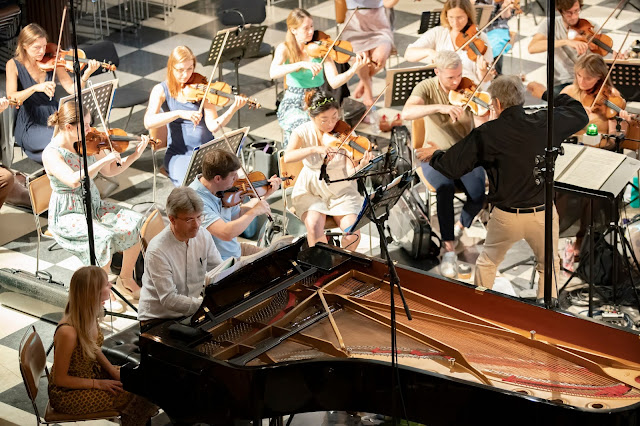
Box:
[102,324,142,367]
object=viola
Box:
[305,31,357,64]
[327,120,372,161]
[74,128,161,156]
[38,43,116,73]
[183,73,261,109]
[448,77,492,116]
[218,171,292,208]
[582,82,626,119]
[454,24,488,62]
[568,19,614,57]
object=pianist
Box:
[138,187,222,330]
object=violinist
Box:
[428,75,588,306]
[144,46,247,186]
[5,24,101,163]
[401,51,486,279]
[404,0,493,84]
[339,0,399,110]
[189,149,281,261]
[283,89,372,249]
[269,8,368,146]
[473,0,516,75]
[42,101,150,309]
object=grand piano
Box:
[122,239,640,425]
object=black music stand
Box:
[58,79,117,123]
[605,59,640,104]
[181,127,248,186]
[206,25,267,129]
[417,11,440,34]
[384,65,436,108]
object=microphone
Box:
[319,153,331,183]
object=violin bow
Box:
[50,6,67,100]
[332,83,389,153]
[584,0,624,51]
[460,42,510,113]
[315,7,360,74]
[455,5,513,53]
[195,29,232,126]
[589,30,630,110]
[87,81,121,167]
[218,128,275,223]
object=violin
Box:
[183,73,261,109]
[454,24,488,62]
[568,19,614,57]
[218,171,291,208]
[327,120,372,161]
[305,31,358,64]
[74,128,161,156]
[38,43,117,72]
[582,82,626,119]
[448,77,492,116]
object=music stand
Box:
[417,11,440,35]
[181,127,249,187]
[385,65,436,108]
[605,59,640,104]
[58,79,118,123]
[206,26,267,129]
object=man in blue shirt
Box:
[189,149,281,260]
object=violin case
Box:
[387,183,440,259]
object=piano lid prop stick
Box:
[318,288,346,350]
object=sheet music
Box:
[554,143,584,180]
[557,146,625,190]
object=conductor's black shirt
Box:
[429,94,588,210]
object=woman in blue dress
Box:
[270,8,369,146]
[5,24,101,163]
[42,101,150,304]
[144,46,247,186]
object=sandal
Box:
[116,276,141,300]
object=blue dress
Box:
[160,81,212,186]
[13,59,57,164]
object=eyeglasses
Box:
[173,66,194,75]
[175,214,203,224]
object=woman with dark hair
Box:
[270,8,368,146]
[5,23,100,163]
[144,45,247,185]
[49,266,157,425]
[283,89,372,249]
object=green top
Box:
[285,57,324,89]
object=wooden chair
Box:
[278,151,338,234]
[19,326,121,426]
[26,169,58,281]
[139,208,166,255]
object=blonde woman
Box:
[42,102,148,302]
[49,266,157,425]
[5,23,100,163]
[144,46,247,185]
[404,0,492,84]
[270,8,368,146]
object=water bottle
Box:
[632,176,640,208]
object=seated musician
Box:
[424,75,588,305]
[144,46,247,186]
[340,0,399,110]
[269,8,368,146]
[401,51,486,279]
[404,0,493,84]
[283,89,372,249]
[188,149,281,260]
[473,0,516,75]
[139,187,222,329]
[0,97,14,212]
[42,102,149,310]
[5,24,101,163]
[49,266,157,424]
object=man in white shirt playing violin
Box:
[188,149,281,260]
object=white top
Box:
[346,0,383,8]
[406,26,493,84]
[139,226,222,321]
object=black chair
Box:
[81,40,150,131]
[219,0,272,60]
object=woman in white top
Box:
[404,0,493,84]
[283,89,372,249]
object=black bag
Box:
[387,188,440,259]
[390,125,412,175]
[575,232,626,287]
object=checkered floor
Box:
[1,0,640,424]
